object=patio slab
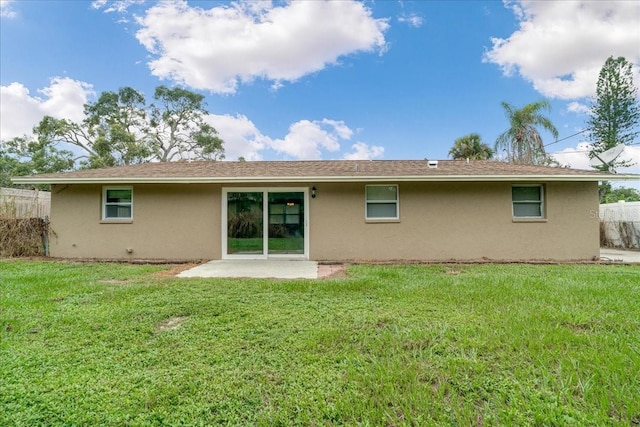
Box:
[600,248,640,263]
[177,259,319,279]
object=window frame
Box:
[511,184,545,219]
[365,184,399,221]
[102,186,133,221]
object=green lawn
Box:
[1,262,639,426]
[228,237,304,253]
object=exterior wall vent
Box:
[427,160,438,168]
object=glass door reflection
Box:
[268,192,304,255]
[226,192,264,255]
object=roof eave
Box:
[11,174,638,185]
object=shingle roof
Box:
[12,159,637,184]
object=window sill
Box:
[100,219,133,224]
[512,217,547,223]
[366,218,400,224]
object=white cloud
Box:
[91,0,144,13]
[484,1,640,100]
[398,13,423,28]
[320,119,353,140]
[270,119,345,160]
[207,114,372,160]
[343,142,384,160]
[135,0,389,93]
[206,113,270,161]
[552,142,640,176]
[567,102,590,115]
[551,142,593,170]
[0,0,16,18]
[0,78,94,140]
[616,146,640,177]
[91,0,107,9]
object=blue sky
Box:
[1,0,639,180]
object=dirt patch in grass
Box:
[444,267,463,275]
[156,316,188,332]
[152,263,200,278]
[562,321,597,334]
[97,279,133,285]
[318,263,348,279]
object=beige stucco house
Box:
[12,160,638,262]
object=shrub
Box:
[0,217,49,257]
[0,196,50,257]
[228,211,261,238]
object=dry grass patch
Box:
[156,316,189,332]
[97,279,132,285]
[152,263,200,278]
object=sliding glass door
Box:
[226,192,264,255]
[223,188,308,258]
[268,192,304,255]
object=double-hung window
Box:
[512,185,544,218]
[366,185,399,220]
[103,187,133,221]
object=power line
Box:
[551,143,640,154]
[551,149,591,155]
[543,129,589,148]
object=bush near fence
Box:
[0,188,51,257]
[0,218,49,257]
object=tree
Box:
[29,85,224,169]
[495,100,558,165]
[82,86,153,168]
[598,182,640,203]
[449,133,493,160]
[148,86,224,162]
[0,147,20,188]
[587,56,640,171]
[1,135,74,189]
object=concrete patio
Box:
[177,259,322,279]
[599,248,640,263]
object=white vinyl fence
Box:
[599,201,640,249]
[0,187,51,219]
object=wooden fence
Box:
[0,187,51,219]
[0,188,51,256]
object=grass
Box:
[228,237,304,253]
[1,261,639,426]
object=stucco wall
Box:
[50,183,220,260]
[309,181,599,261]
[49,180,599,261]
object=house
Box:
[11,160,639,262]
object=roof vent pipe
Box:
[427,160,438,168]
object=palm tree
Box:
[495,100,559,165]
[449,133,494,160]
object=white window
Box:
[512,185,544,218]
[366,185,399,220]
[103,187,133,220]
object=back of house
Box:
[12,160,639,262]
